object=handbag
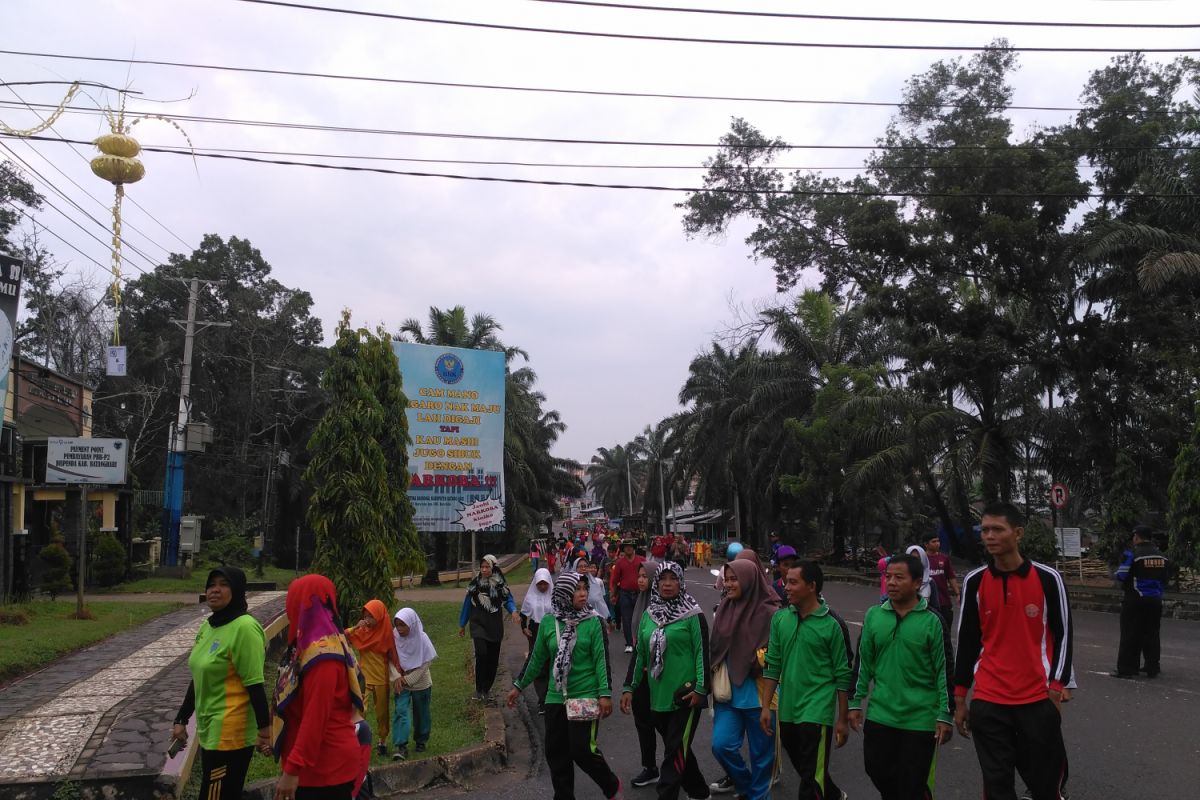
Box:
[711,662,732,704]
[555,619,602,721]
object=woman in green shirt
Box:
[171,566,270,800]
[507,571,621,800]
[621,561,711,800]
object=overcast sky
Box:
[3,0,1194,460]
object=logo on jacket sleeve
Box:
[1025,604,1040,618]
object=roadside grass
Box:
[0,600,184,683]
[101,565,300,594]
[184,599,482,798]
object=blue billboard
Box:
[393,342,506,532]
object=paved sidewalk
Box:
[0,592,286,798]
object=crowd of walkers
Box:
[168,496,1176,800]
[509,501,1081,800]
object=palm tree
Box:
[587,444,644,517]
[632,418,685,533]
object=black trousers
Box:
[969,699,1066,800]
[863,720,936,800]
[1117,595,1163,676]
[932,605,956,713]
[652,706,708,800]
[197,746,253,800]
[295,781,353,800]
[779,721,842,800]
[473,637,502,693]
[619,589,639,647]
[543,702,620,800]
[632,679,658,770]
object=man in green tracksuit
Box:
[760,561,852,800]
[849,553,953,799]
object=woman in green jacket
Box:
[620,560,710,800]
[507,571,622,800]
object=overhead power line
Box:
[2,85,194,255]
[0,142,160,275]
[6,116,1196,154]
[525,0,1200,29]
[3,198,111,272]
[1,50,1188,115]
[13,137,1191,199]
[238,0,1200,52]
[4,134,1111,174]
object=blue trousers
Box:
[392,687,432,747]
[711,703,775,800]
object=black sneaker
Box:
[376,743,387,757]
[415,742,427,753]
[393,746,408,761]
[709,775,734,794]
[1109,671,1136,679]
[631,767,659,787]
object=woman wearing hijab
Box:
[271,574,366,800]
[620,561,710,800]
[507,572,622,800]
[390,608,438,760]
[345,599,400,756]
[623,560,659,788]
[171,567,269,800]
[710,559,781,800]
[458,554,519,700]
[519,568,555,713]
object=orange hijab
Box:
[346,599,400,667]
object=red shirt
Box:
[954,560,1073,705]
[609,554,645,592]
[926,552,956,606]
[280,660,364,787]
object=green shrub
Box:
[205,532,254,567]
[93,534,127,587]
[1021,519,1060,565]
[39,536,73,600]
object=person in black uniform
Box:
[1112,525,1169,679]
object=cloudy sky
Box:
[3,0,1194,460]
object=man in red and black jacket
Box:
[954,502,1072,800]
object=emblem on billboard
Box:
[435,352,465,384]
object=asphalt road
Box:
[431,566,1200,799]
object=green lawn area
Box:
[0,600,184,683]
[183,599,482,798]
[102,565,300,594]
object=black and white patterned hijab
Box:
[647,560,703,679]
[551,572,600,693]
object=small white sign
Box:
[106,346,127,376]
[1055,527,1082,558]
[456,497,505,531]
[46,437,129,484]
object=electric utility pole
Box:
[161,278,228,566]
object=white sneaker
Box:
[624,645,633,653]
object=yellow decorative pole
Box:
[90,117,145,347]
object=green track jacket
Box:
[850,598,951,731]
[763,603,852,726]
[624,611,711,713]
[514,615,611,703]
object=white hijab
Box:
[905,545,933,600]
[393,607,438,671]
[521,568,555,623]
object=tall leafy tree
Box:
[1167,402,1200,573]
[305,313,410,615]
